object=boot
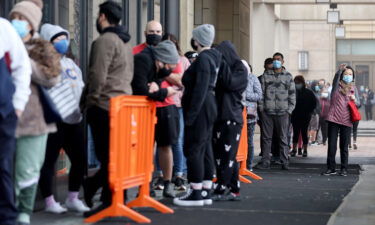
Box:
[302,145,308,157]
[290,145,297,157]
[298,148,302,155]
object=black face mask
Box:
[158,67,173,78]
[146,34,162,46]
[96,18,102,34]
[190,38,198,51]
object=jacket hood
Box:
[216,40,240,67]
[40,23,70,44]
[102,25,131,43]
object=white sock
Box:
[202,180,213,189]
[190,182,202,190]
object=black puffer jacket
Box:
[215,40,248,124]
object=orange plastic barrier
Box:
[84,96,173,224]
[236,109,263,183]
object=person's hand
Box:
[167,86,177,97]
[148,82,159,93]
[350,95,356,101]
[339,64,347,71]
[15,109,23,118]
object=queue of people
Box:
[0,0,364,224]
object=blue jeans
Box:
[155,108,186,177]
[247,122,256,169]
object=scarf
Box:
[339,80,353,96]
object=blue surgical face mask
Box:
[11,19,29,39]
[273,60,282,69]
[53,39,69,55]
[315,86,320,92]
[343,75,353,84]
[295,83,303,90]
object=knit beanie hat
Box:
[153,40,179,64]
[9,0,42,32]
[25,0,44,9]
[192,24,215,47]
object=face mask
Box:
[295,83,303,90]
[11,19,29,39]
[360,86,365,92]
[53,39,69,55]
[96,18,102,34]
[146,34,162,46]
[343,75,353,84]
[273,60,282,69]
[314,86,320,92]
[190,38,198,51]
[321,93,329,98]
[158,66,173,78]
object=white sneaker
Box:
[45,202,67,214]
[65,198,90,212]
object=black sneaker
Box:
[339,169,348,177]
[254,162,270,170]
[201,188,212,205]
[290,149,297,157]
[163,181,175,198]
[322,169,337,176]
[174,177,187,191]
[281,164,289,170]
[212,190,241,201]
[173,189,204,206]
[298,148,302,155]
[154,177,164,190]
[302,150,308,157]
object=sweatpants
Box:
[327,121,351,171]
[292,116,311,146]
[15,134,48,223]
[183,94,217,184]
[260,112,289,165]
[86,106,111,205]
[39,122,86,198]
[0,111,17,225]
[213,121,242,193]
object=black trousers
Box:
[349,121,359,145]
[260,112,289,165]
[213,121,242,193]
[86,106,111,204]
[365,105,373,120]
[319,117,328,144]
[327,121,351,170]
[0,111,17,225]
[39,122,86,198]
[292,116,311,146]
[184,95,216,184]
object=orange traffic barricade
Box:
[236,109,263,183]
[84,96,173,224]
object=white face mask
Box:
[321,93,329,98]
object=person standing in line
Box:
[132,40,180,198]
[9,1,62,224]
[290,75,316,157]
[323,65,361,176]
[81,1,134,217]
[243,62,262,171]
[319,89,331,146]
[133,20,163,54]
[308,80,321,146]
[162,33,191,191]
[38,23,89,214]
[0,17,32,225]
[363,87,374,121]
[174,24,221,206]
[255,52,296,170]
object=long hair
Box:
[340,66,355,81]
[162,33,182,56]
[294,75,306,87]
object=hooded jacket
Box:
[83,25,133,111]
[182,48,222,126]
[215,41,248,124]
[40,23,84,124]
[132,47,169,101]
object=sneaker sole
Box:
[203,199,212,205]
[322,173,337,176]
[173,199,204,207]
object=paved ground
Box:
[31,125,375,225]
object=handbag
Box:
[38,78,77,123]
[348,100,361,122]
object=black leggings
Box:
[39,122,86,198]
[292,117,311,146]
